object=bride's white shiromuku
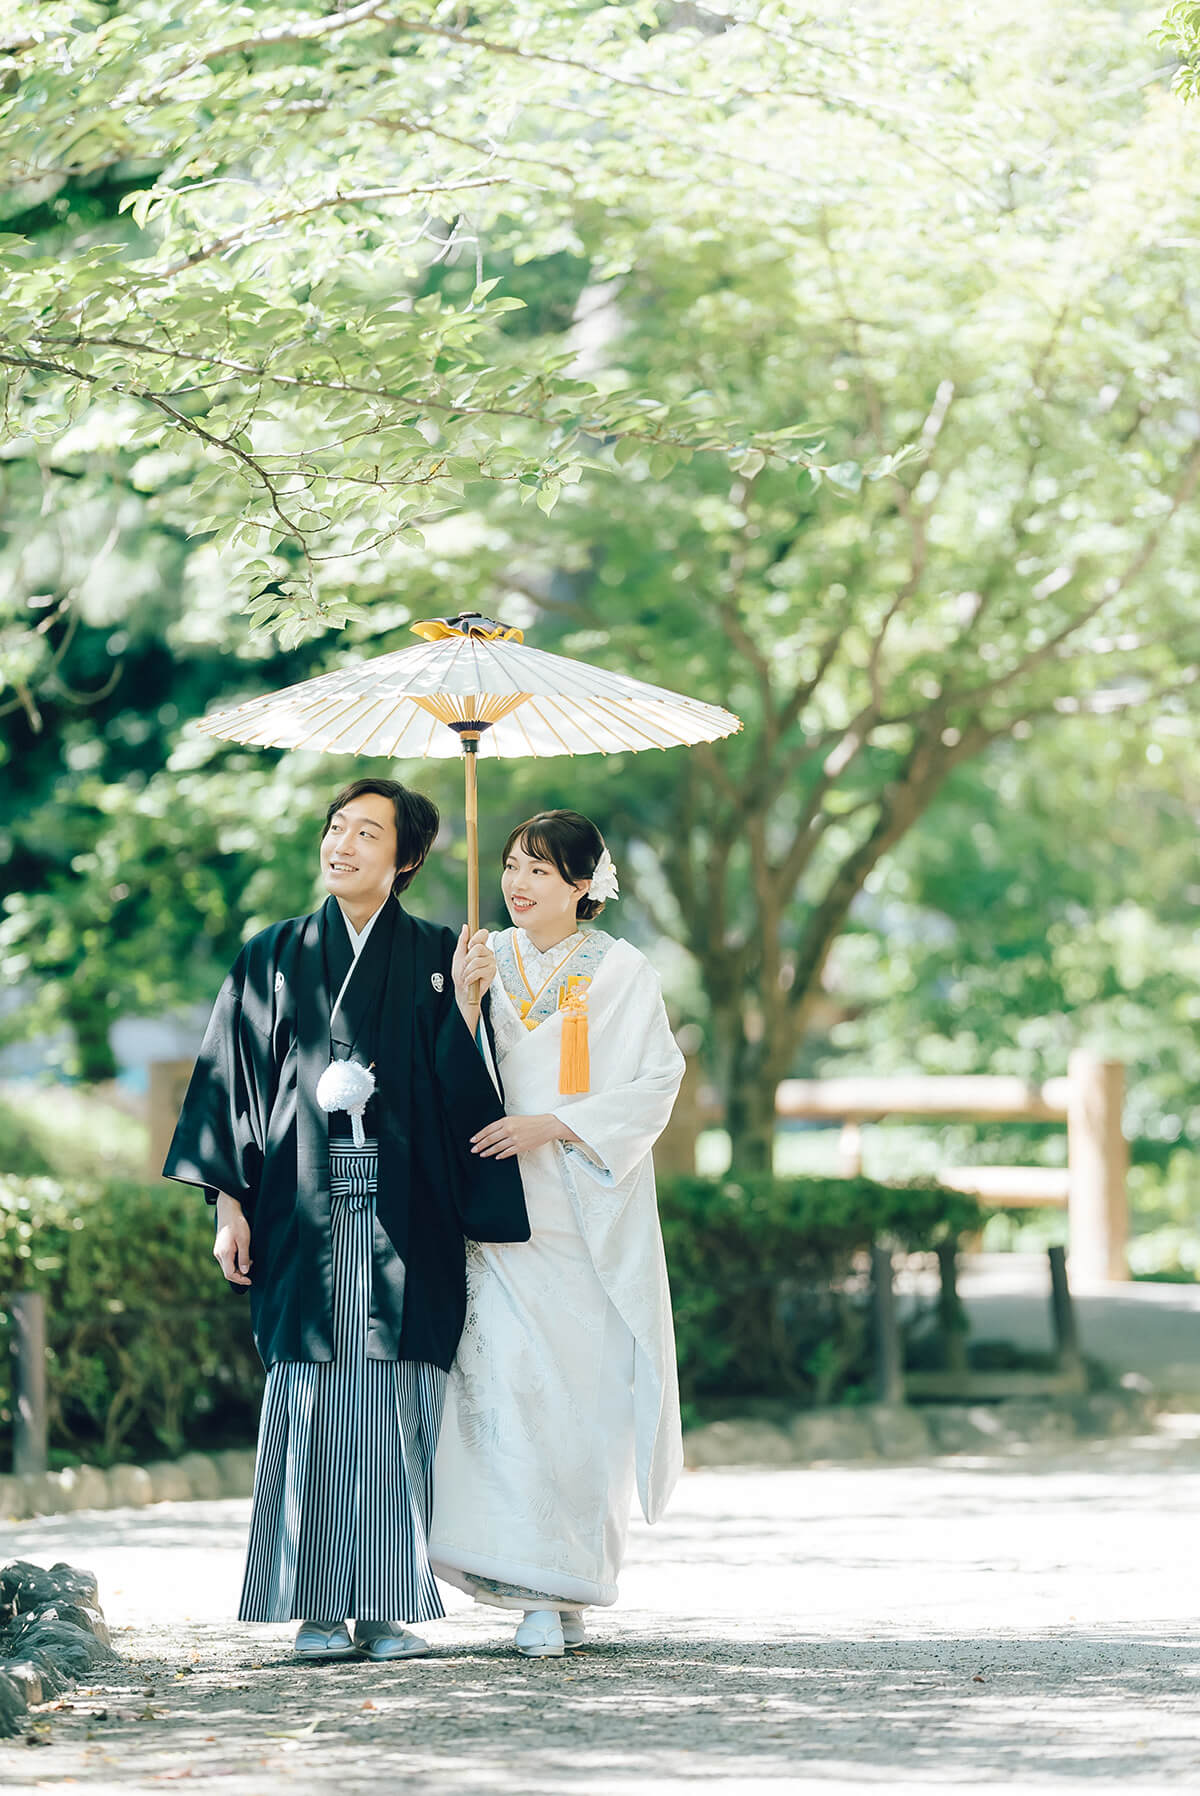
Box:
[429,924,685,1610]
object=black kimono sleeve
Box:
[432,970,529,1246]
[163,955,271,1216]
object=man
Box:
[165,777,527,1661]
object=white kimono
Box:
[430,926,686,1610]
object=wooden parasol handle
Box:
[463,737,480,1004]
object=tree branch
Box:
[717,471,777,733]
[378,114,579,185]
[957,302,1074,646]
[690,739,743,808]
[786,720,992,1018]
[134,393,312,544]
[940,434,1200,714]
[197,0,397,68]
[24,335,817,464]
[378,14,725,103]
[158,178,508,277]
[0,349,314,547]
[767,702,882,900]
[772,621,845,744]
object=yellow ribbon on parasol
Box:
[411,613,525,644]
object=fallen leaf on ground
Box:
[266,1716,325,1739]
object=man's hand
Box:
[452,925,496,1026]
[471,1113,579,1160]
[214,1193,252,1287]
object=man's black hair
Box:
[323,778,440,896]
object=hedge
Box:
[659,1172,983,1411]
[0,1174,262,1465]
[0,1168,981,1464]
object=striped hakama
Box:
[239,1140,446,1624]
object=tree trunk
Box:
[671,718,993,1184]
[725,1080,777,1175]
[709,989,795,1176]
[65,991,119,1083]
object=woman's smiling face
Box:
[501,840,589,944]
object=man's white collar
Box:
[341,902,385,959]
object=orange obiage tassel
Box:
[558,975,591,1095]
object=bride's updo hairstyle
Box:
[502,809,609,920]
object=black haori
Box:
[164,896,529,1371]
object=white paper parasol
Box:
[198,613,742,954]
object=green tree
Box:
[0,0,882,1078]
[1158,3,1200,96]
[346,0,1200,1167]
[5,1,1200,1175]
[824,717,1200,1117]
[0,0,885,657]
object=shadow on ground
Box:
[11,1455,1200,1791]
[18,1624,1200,1792]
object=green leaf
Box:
[730,448,766,478]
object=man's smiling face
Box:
[319,792,399,912]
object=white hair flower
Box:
[588,847,620,903]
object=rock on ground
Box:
[0,1553,117,1737]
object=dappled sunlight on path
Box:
[6,1448,1200,1791]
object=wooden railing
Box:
[775,1052,1128,1283]
[656,1049,1129,1284]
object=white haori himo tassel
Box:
[316,1058,376,1147]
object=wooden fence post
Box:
[655,1045,703,1177]
[837,1121,863,1178]
[1047,1244,1084,1381]
[10,1291,47,1478]
[936,1238,969,1377]
[1066,1053,1128,1283]
[148,1058,196,1180]
[871,1244,904,1404]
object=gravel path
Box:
[5,1430,1200,1794]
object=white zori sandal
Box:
[561,1610,585,1650]
[514,1609,565,1658]
[353,1620,431,1661]
[294,1620,356,1660]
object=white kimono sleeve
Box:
[550,969,685,1188]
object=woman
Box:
[430,809,686,1657]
